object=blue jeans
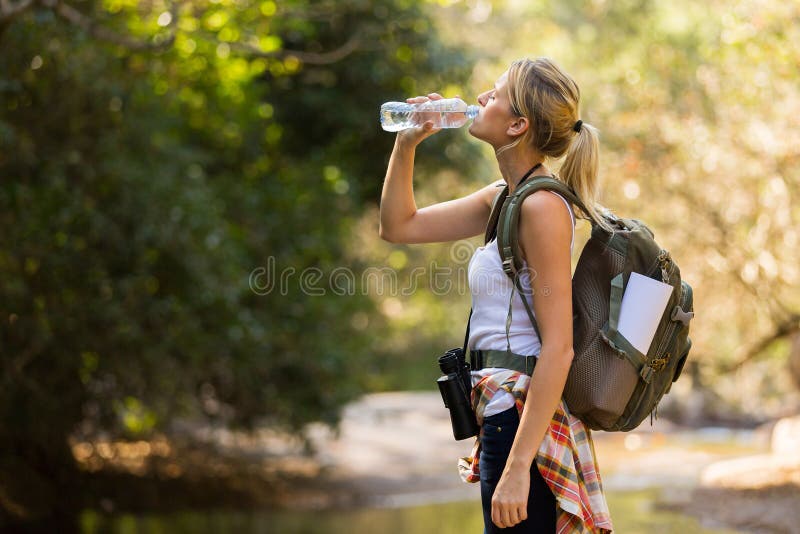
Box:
[479,407,556,533]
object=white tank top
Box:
[467,190,575,417]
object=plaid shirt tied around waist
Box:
[457,369,613,534]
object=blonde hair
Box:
[498,57,613,231]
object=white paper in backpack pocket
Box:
[617,272,674,355]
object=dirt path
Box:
[81,391,797,532]
[285,392,798,532]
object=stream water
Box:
[80,489,744,533]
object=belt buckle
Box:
[473,350,483,371]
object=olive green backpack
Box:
[486,175,695,431]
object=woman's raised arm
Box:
[379,92,501,244]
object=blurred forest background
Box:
[1,0,799,530]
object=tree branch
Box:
[53,0,179,52]
[667,183,800,372]
[233,31,362,65]
[275,1,340,21]
[668,184,789,320]
[0,0,34,19]
[724,314,800,372]
[2,341,49,400]
[4,0,366,65]
[0,0,35,34]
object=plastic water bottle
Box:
[380,98,479,132]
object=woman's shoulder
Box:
[516,190,575,268]
[517,189,575,249]
[519,189,574,222]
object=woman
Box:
[379,57,613,533]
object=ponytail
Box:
[560,122,614,232]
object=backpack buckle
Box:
[671,306,694,327]
[501,258,516,276]
[639,365,654,384]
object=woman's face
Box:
[468,70,519,147]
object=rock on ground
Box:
[682,415,800,534]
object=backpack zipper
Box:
[646,280,692,419]
[645,284,692,426]
[649,283,683,368]
[647,251,679,362]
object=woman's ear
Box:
[506,116,529,138]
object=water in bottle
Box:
[380,97,479,132]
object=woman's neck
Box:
[496,148,547,194]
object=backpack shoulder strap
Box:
[484,183,509,245]
[495,176,588,343]
[497,176,586,278]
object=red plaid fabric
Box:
[457,370,613,533]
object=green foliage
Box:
[0,0,477,524]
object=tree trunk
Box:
[0,436,82,533]
[790,332,800,392]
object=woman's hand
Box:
[491,466,531,528]
[395,92,451,148]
